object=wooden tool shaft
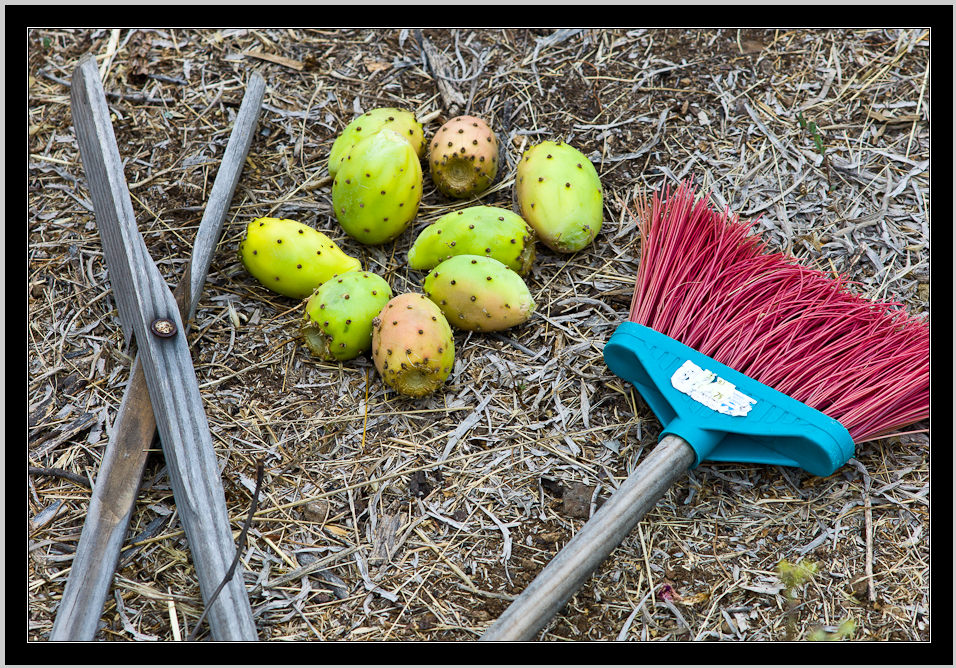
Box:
[52,57,264,641]
[479,434,695,641]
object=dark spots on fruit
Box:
[450,279,456,285]
[472,139,478,145]
[547,154,553,159]
[276,239,283,244]
[344,294,350,300]
[405,348,412,354]
[346,319,352,325]
[297,264,302,269]
[275,276,280,281]
[485,276,492,281]
[345,178,351,184]
[565,182,571,188]
[450,241,456,247]
[468,224,475,229]
[359,203,365,208]
[447,141,453,147]
[505,303,511,309]
[356,126,362,131]
[470,259,478,264]
[577,163,583,168]
[418,329,424,334]
[538,177,544,182]
[252,249,258,255]
[510,238,516,244]
[381,190,386,195]
[383,217,389,222]
[431,316,437,321]
[399,202,405,207]
[485,247,491,253]
[441,299,447,305]
[470,295,476,301]
[530,203,535,209]
[298,229,304,234]
[437,346,443,353]
[372,290,378,295]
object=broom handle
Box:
[480,434,696,641]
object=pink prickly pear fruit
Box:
[332,129,423,245]
[407,205,536,276]
[328,107,426,178]
[238,217,361,299]
[371,293,455,397]
[428,115,499,199]
[422,255,535,332]
[301,270,393,362]
[516,140,603,253]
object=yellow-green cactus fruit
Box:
[407,206,536,276]
[332,129,423,245]
[516,140,604,253]
[328,107,425,178]
[238,217,361,299]
[301,270,393,362]
[422,255,535,332]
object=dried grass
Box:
[28,28,930,642]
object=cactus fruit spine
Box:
[516,140,603,253]
[238,217,361,299]
[407,206,536,276]
[429,115,499,199]
[301,271,393,362]
[328,108,425,178]
[423,255,535,332]
[332,129,423,245]
[371,293,455,397]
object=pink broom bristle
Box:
[628,181,930,443]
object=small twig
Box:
[28,465,92,489]
[186,460,265,641]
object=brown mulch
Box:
[28,28,930,642]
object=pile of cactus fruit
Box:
[236,106,604,397]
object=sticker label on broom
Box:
[671,360,757,417]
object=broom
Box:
[480,180,930,641]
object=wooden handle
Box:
[479,434,696,641]
[51,59,265,641]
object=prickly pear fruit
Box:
[422,255,535,332]
[371,293,455,397]
[407,206,536,276]
[328,108,426,178]
[428,115,499,199]
[301,270,393,362]
[516,140,603,253]
[332,129,423,245]
[238,217,361,299]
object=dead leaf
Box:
[243,50,304,71]
[740,39,765,54]
[364,59,389,73]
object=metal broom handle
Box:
[480,434,696,641]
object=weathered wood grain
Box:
[52,55,262,641]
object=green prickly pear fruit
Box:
[428,115,499,199]
[516,140,604,253]
[328,107,425,178]
[371,293,455,397]
[301,270,393,362]
[332,129,423,245]
[422,255,535,332]
[238,217,361,299]
[407,206,536,276]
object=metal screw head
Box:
[150,318,177,338]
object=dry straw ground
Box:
[28,28,930,642]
